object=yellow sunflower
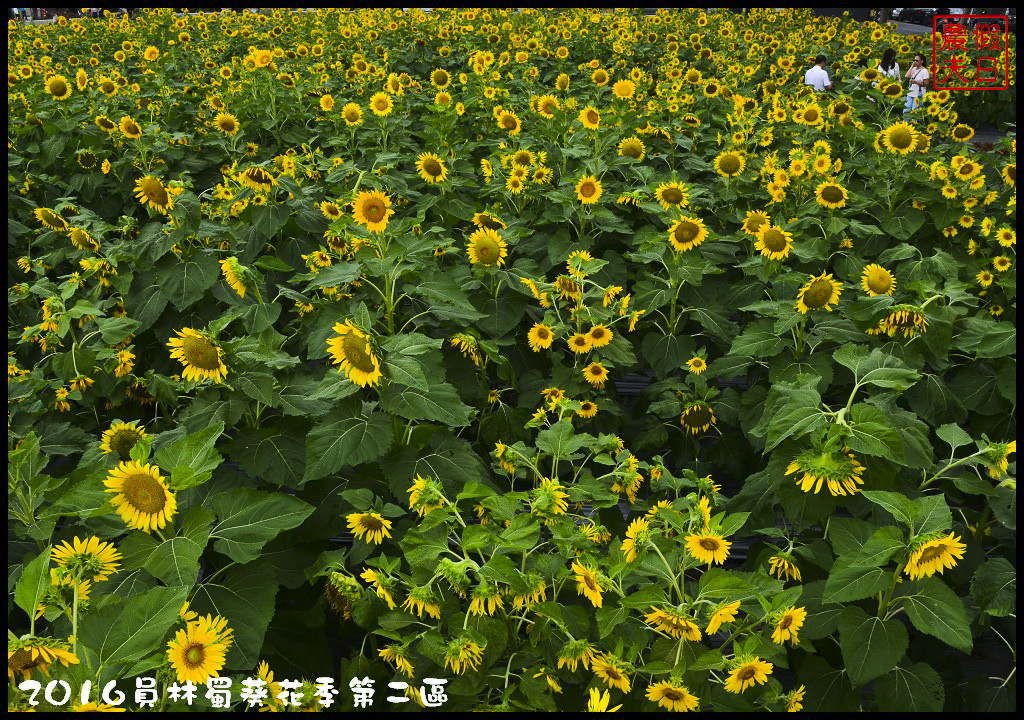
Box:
[587,324,613,348]
[668,216,708,252]
[528,323,554,351]
[680,401,716,434]
[166,621,228,685]
[214,112,239,135]
[860,264,896,296]
[584,361,609,388]
[99,420,148,459]
[795,272,842,314]
[576,175,603,204]
[647,681,699,712]
[467,227,509,267]
[786,447,865,496]
[34,207,68,232]
[369,91,394,117]
[724,657,773,694]
[7,636,79,683]
[347,512,393,544]
[220,257,247,298]
[238,166,277,192]
[51,536,122,583]
[416,152,448,184]
[655,181,690,209]
[904,532,967,580]
[592,655,631,693]
[134,175,174,215]
[705,600,741,635]
[572,561,603,607]
[104,460,177,533]
[342,102,363,126]
[45,73,72,100]
[685,532,731,565]
[754,225,794,261]
[714,150,745,178]
[497,109,522,135]
[880,122,918,155]
[771,606,807,646]
[326,319,383,387]
[352,189,394,233]
[578,105,601,130]
[568,333,593,354]
[119,115,142,139]
[618,136,646,160]
[815,180,848,209]
[167,328,228,383]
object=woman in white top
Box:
[904,54,930,113]
[878,48,900,81]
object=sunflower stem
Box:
[71,568,82,655]
[920,449,986,489]
[648,541,683,603]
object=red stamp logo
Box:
[932,14,1010,90]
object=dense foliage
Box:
[7,7,1017,713]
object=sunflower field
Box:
[6,7,1018,713]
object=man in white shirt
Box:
[804,55,833,92]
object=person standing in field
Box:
[804,55,833,92]
[904,53,930,113]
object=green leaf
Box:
[845,525,903,568]
[236,371,275,406]
[192,559,278,671]
[535,420,588,459]
[728,329,784,358]
[956,315,1015,358]
[155,422,224,490]
[380,382,473,426]
[860,490,916,527]
[823,559,892,602]
[14,546,52,621]
[936,423,973,452]
[828,517,874,557]
[304,262,360,289]
[303,412,392,482]
[902,577,973,653]
[838,606,908,685]
[911,494,951,536]
[242,303,282,334]
[384,354,430,391]
[833,344,920,390]
[874,662,945,712]
[81,585,188,666]
[95,316,142,345]
[142,508,214,586]
[210,488,316,563]
[799,655,860,711]
[157,253,220,310]
[846,404,903,462]
[381,333,444,355]
[970,557,1015,617]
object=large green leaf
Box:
[380,381,473,426]
[142,508,214,586]
[823,559,892,603]
[874,662,945,712]
[970,557,1015,617]
[13,546,52,621]
[838,606,908,685]
[303,412,393,483]
[192,559,278,671]
[154,421,224,490]
[536,420,588,458]
[80,585,188,666]
[210,489,316,563]
[901,577,973,653]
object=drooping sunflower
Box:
[754,225,794,261]
[771,606,807,645]
[415,152,448,184]
[444,637,485,675]
[220,257,247,298]
[644,606,702,640]
[134,175,174,215]
[528,323,555,352]
[815,180,848,209]
[584,361,609,388]
[45,73,72,100]
[880,122,918,155]
[214,112,239,135]
[119,115,142,139]
[51,536,122,583]
[7,636,79,683]
[326,319,383,387]
[714,150,745,178]
[647,681,699,712]
[403,585,442,619]
[768,553,802,582]
[904,532,967,580]
[983,440,1016,479]
[238,166,277,193]
[724,657,773,694]
[668,216,708,252]
[587,688,622,712]
[655,181,690,209]
[795,272,842,314]
[679,401,716,435]
[100,420,148,459]
[572,561,603,608]
[379,646,414,677]
[575,175,603,204]
[786,447,865,496]
[104,460,177,533]
[347,512,393,545]
[34,207,68,232]
[621,517,650,562]
[95,114,117,133]
[786,685,806,712]
[166,621,228,685]
[685,531,731,565]
[860,263,896,296]
[352,189,394,232]
[167,328,228,383]
[705,600,741,635]
[369,91,394,117]
[593,654,631,693]
[879,304,929,338]
[467,226,509,267]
